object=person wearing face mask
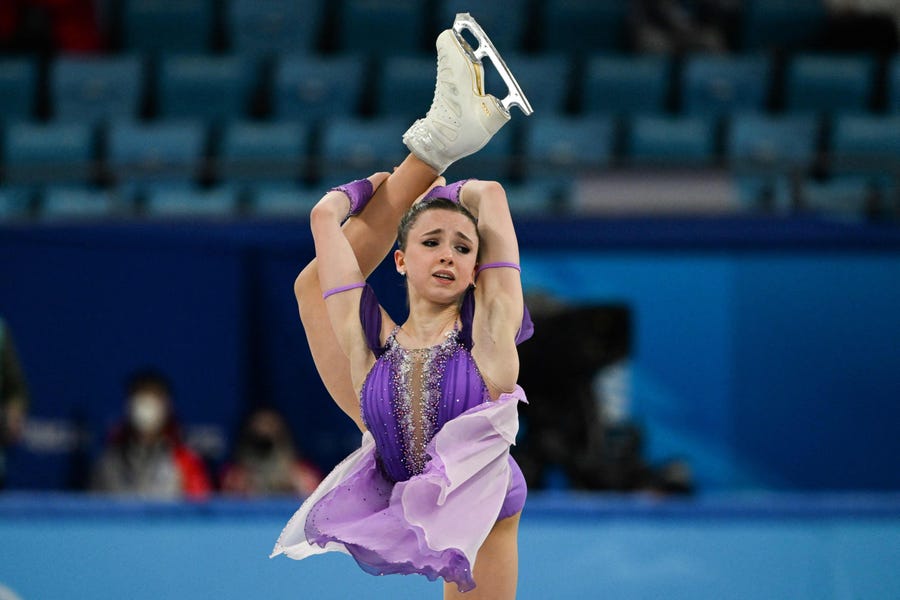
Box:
[220,407,322,497]
[91,369,211,499]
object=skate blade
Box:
[452,12,533,116]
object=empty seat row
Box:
[0,183,309,221]
[1,113,898,191]
[2,172,893,223]
[3,52,900,125]
[0,178,574,222]
[737,174,898,219]
[106,0,832,56]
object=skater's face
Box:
[128,385,170,436]
[395,208,478,304]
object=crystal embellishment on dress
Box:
[383,328,459,477]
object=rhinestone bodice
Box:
[360,327,490,483]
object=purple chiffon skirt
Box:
[270,387,527,592]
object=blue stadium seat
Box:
[0,187,33,221]
[157,55,254,123]
[106,120,207,190]
[439,0,528,53]
[741,0,827,51]
[318,118,409,186]
[626,115,716,165]
[582,55,670,116]
[247,184,320,218]
[0,59,37,122]
[541,0,626,53]
[380,53,571,118]
[273,55,365,122]
[785,54,876,115]
[887,54,900,113]
[830,114,900,177]
[799,176,877,220]
[486,54,571,116]
[681,54,771,116]
[740,175,888,219]
[226,0,323,56]
[340,0,425,56]
[2,122,95,188]
[522,116,615,180]
[504,180,572,216]
[122,0,214,54]
[443,122,516,182]
[41,187,122,221]
[144,186,239,218]
[726,113,820,174]
[733,174,792,213]
[51,55,144,125]
[217,120,309,187]
[374,56,435,119]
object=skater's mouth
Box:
[432,270,455,282]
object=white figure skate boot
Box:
[403,12,533,174]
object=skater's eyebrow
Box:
[420,228,474,244]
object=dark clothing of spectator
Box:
[0,0,103,53]
[0,318,30,489]
[220,408,322,497]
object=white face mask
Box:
[129,393,167,434]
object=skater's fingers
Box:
[414,176,446,204]
[367,172,391,191]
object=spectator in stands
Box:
[91,369,211,500]
[220,407,322,498]
[0,317,30,491]
[0,0,103,54]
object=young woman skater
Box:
[272,15,533,599]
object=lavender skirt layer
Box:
[270,387,527,592]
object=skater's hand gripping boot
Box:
[328,172,389,223]
[421,179,472,204]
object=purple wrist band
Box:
[331,179,374,220]
[322,281,366,299]
[422,179,474,204]
[476,262,521,277]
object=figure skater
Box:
[272,14,532,599]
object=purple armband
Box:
[422,179,474,204]
[322,281,366,300]
[330,178,374,222]
[476,262,521,277]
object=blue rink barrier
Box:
[1,492,899,600]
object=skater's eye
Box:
[422,239,439,247]
[455,245,471,254]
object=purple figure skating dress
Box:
[272,285,532,592]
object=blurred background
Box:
[1,1,899,598]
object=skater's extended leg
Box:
[297,13,532,429]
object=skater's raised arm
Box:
[414,179,524,396]
[310,173,389,366]
[460,181,524,396]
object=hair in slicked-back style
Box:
[396,199,479,251]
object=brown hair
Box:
[396,199,479,251]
